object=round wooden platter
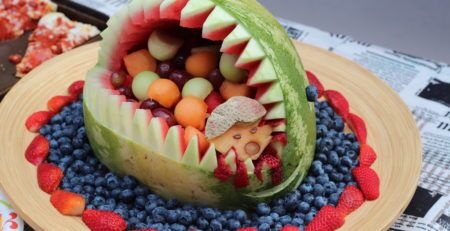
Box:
[0,41,422,231]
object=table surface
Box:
[259,0,450,64]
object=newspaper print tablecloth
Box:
[2,1,450,230]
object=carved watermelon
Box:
[83,0,315,208]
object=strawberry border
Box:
[23,70,380,231]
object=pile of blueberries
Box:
[39,87,359,231]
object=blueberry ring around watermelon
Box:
[83,0,316,209]
[22,70,380,230]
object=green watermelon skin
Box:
[83,0,316,208]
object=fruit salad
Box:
[83,0,316,208]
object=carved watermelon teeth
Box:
[160,0,189,20]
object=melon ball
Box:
[132,71,160,101]
[219,53,247,83]
[182,78,213,100]
[174,96,208,130]
[147,79,181,108]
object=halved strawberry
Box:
[47,95,76,113]
[234,160,249,188]
[324,90,349,120]
[336,185,365,215]
[25,111,54,132]
[272,133,287,145]
[237,228,257,231]
[214,154,232,181]
[25,135,49,165]
[37,163,63,193]
[306,70,324,97]
[281,225,301,231]
[352,166,380,200]
[67,80,85,96]
[255,154,282,185]
[359,144,377,167]
[50,190,85,216]
[305,205,344,231]
[82,209,127,231]
[347,113,367,144]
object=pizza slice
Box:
[0,0,57,41]
[15,12,100,77]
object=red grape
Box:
[169,70,192,90]
[117,86,136,100]
[156,62,174,78]
[152,108,177,127]
[140,99,160,110]
[110,72,126,88]
[207,68,225,90]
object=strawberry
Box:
[25,135,49,165]
[37,163,63,193]
[214,154,232,181]
[254,154,282,185]
[234,160,249,188]
[352,166,380,200]
[347,113,367,144]
[336,185,365,215]
[50,190,85,216]
[82,209,127,231]
[305,205,344,231]
[25,111,54,132]
[324,90,349,120]
[237,228,258,231]
[359,144,377,167]
[281,225,301,231]
[68,80,85,96]
[306,71,324,97]
[47,95,76,113]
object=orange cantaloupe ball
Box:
[175,96,208,130]
[185,51,218,77]
[123,49,157,77]
[219,80,253,100]
[184,126,210,154]
[147,79,181,108]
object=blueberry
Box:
[333,117,345,131]
[178,210,193,225]
[324,164,334,173]
[306,85,318,102]
[106,175,120,189]
[72,149,87,159]
[331,172,344,182]
[341,156,353,167]
[98,204,115,211]
[313,184,325,196]
[116,202,128,210]
[284,192,300,210]
[134,196,147,209]
[328,152,340,166]
[70,160,84,172]
[170,224,186,231]
[258,216,274,225]
[305,211,316,223]
[119,189,135,203]
[94,177,106,187]
[69,176,83,186]
[311,161,325,176]
[80,165,94,174]
[72,185,82,193]
[134,185,150,196]
[329,193,340,205]
[196,217,209,229]
[51,124,62,132]
[166,210,179,223]
[302,193,314,204]
[118,176,136,189]
[291,217,304,226]
[83,185,94,193]
[200,208,216,220]
[48,152,60,163]
[145,201,157,213]
[233,209,246,222]
[59,143,73,155]
[317,153,327,163]
[72,116,84,127]
[60,156,74,165]
[258,223,270,231]
[92,196,105,207]
[86,157,99,166]
[210,219,222,231]
[324,182,337,195]
[50,115,63,124]
[136,210,147,222]
[316,175,329,185]
[343,174,353,182]
[152,207,168,223]
[95,186,109,197]
[270,212,280,221]
[72,137,84,149]
[62,127,76,137]
[317,124,328,137]
[272,205,286,215]
[256,203,271,215]
[314,196,328,209]
[280,215,292,225]
[339,165,350,174]
[297,201,310,213]
[300,183,313,194]
[335,146,345,156]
